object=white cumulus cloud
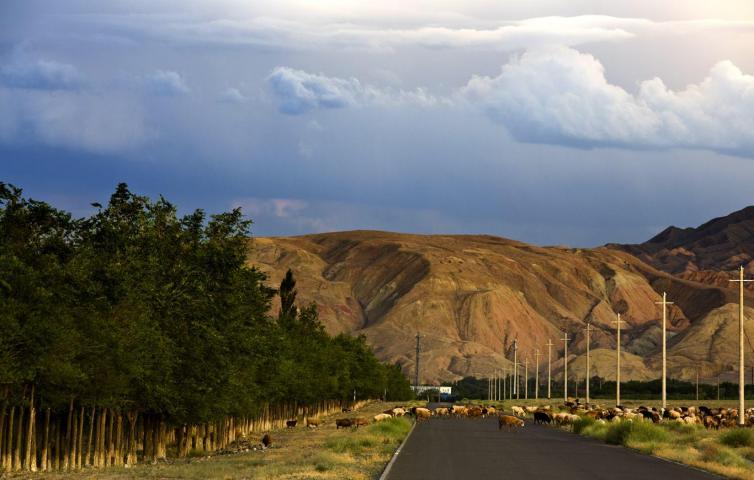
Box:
[144,70,190,96]
[461,46,754,156]
[267,66,438,114]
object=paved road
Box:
[386,410,721,480]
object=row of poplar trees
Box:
[0,183,413,472]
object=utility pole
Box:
[513,339,519,400]
[730,265,752,426]
[562,332,571,402]
[613,313,625,406]
[414,332,422,388]
[535,349,541,400]
[546,339,554,399]
[584,322,594,405]
[524,357,529,400]
[717,374,721,401]
[502,366,507,401]
[696,367,699,402]
[655,292,674,410]
[488,376,491,401]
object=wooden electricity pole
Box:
[655,292,674,410]
[696,367,699,402]
[501,366,506,401]
[524,357,529,400]
[562,332,571,402]
[535,349,541,400]
[584,322,594,405]
[613,313,625,406]
[414,333,422,388]
[730,265,752,426]
[513,339,519,400]
[546,339,554,399]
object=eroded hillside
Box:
[248,230,750,383]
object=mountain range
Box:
[246,206,754,385]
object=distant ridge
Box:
[610,206,754,284]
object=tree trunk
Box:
[125,412,135,466]
[106,408,113,466]
[41,408,50,472]
[25,386,36,471]
[77,407,84,469]
[0,399,6,471]
[55,414,62,471]
[86,407,95,467]
[14,404,24,471]
[114,413,122,466]
[63,398,72,470]
[97,409,106,467]
[69,404,77,470]
[143,415,152,464]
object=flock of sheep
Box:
[368,401,754,432]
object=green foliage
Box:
[605,421,670,447]
[718,428,754,448]
[0,182,413,422]
[572,416,595,434]
[605,421,634,445]
[627,422,671,444]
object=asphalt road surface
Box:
[386,406,721,480]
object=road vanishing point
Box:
[385,406,721,480]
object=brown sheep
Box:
[415,408,432,420]
[467,407,483,418]
[499,415,525,430]
[286,419,297,428]
[336,418,353,429]
[352,417,369,428]
[305,417,320,428]
[262,434,272,448]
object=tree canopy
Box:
[0,183,413,424]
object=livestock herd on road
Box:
[385,401,754,432]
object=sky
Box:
[2,1,754,246]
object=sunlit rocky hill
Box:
[247,209,754,384]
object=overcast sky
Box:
[2,1,754,246]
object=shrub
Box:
[605,421,633,445]
[719,428,754,448]
[573,417,595,434]
[628,422,671,444]
[369,417,412,437]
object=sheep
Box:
[336,418,353,429]
[499,415,525,430]
[525,406,538,414]
[262,434,272,449]
[434,407,450,417]
[533,411,552,425]
[305,417,320,428]
[373,413,392,423]
[352,417,369,428]
[415,408,432,421]
[286,419,297,428]
[467,407,483,418]
[391,408,406,417]
[511,406,526,417]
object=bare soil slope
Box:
[248,231,745,383]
